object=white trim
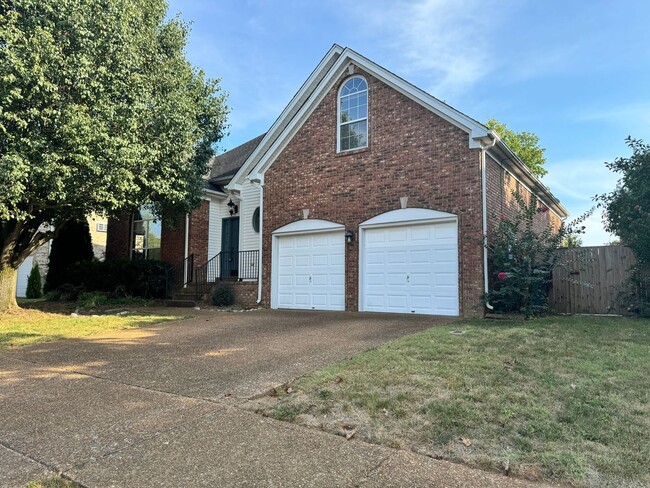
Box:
[272,218,345,236]
[357,209,459,315]
[485,149,566,222]
[256,182,264,303]
[359,208,457,229]
[270,219,345,309]
[227,44,345,188]
[250,49,490,178]
[337,75,369,153]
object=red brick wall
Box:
[106,214,131,260]
[161,213,186,265]
[485,156,563,235]
[262,69,485,316]
[230,282,258,308]
[188,200,210,267]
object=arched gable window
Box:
[338,76,368,152]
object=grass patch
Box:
[26,477,80,488]
[259,316,650,487]
[0,309,178,349]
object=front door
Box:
[221,217,239,278]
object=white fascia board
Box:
[486,144,568,220]
[225,44,345,190]
[252,48,492,177]
[203,188,228,199]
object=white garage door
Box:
[16,256,34,298]
[361,221,458,316]
[276,231,345,311]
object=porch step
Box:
[165,299,198,308]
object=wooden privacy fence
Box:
[549,246,637,315]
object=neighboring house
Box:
[106,45,567,316]
[88,213,109,260]
[15,215,108,297]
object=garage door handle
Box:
[407,275,410,283]
[309,276,312,284]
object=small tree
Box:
[485,191,589,318]
[596,137,650,315]
[25,263,42,299]
[44,220,94,292]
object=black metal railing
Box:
[165,253,194,298]
[185,250,260,300]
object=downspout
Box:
[183,213,190,286]
[254,178,264,304]
[480,132,497,310]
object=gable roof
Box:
[227,44,568,218]
[209,133,266,182]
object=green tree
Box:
[25,262,42,298]
[0,0,228,310]
[596,137,650,264]
[486,118,547,178]
[44,220,94,292]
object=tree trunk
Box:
[0,265,19,312]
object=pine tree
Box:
[26,263,42,299]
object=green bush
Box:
[44,219,94,292]
[617,266,650,317]
[43,259,170,301]
[485,191,589,318]
[211,284,234,306]
[25,263,42,298]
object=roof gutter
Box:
[475,131,498,311]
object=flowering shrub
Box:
[485,191,589,318]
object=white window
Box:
[338,76,368,152]
[131,207,161,260]
[96,222,108,232]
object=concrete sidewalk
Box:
[1,310,550,487]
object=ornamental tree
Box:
[485,118,547,178]
[0,0,228,310]
[485,191,589,318]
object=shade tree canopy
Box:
[0,0,229,310]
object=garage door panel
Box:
[275,230,345,311]
[361,221,458,316]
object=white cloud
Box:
[349,0,502,98]
[574,102,650,132]
[544,157,618,204]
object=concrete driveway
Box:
[1,309,544,487]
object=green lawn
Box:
[256,316,650,487]
[0,309,179,349]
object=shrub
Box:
[485,191,589,318]
[616,266,650,317]
[46,259,171,300]
[25,263,42,298]
[211,284,234,306]
[44,220,94,292]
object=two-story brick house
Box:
[106,44,567,316]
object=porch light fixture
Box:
[227,199,239,216]
[345,229,355,244]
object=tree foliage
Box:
[485,191,589,318]
[0,0,228,309]
[596,137,650,264]
[44,219,94,292]
[485,118,547,178]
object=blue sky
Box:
[167,0,650,245]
